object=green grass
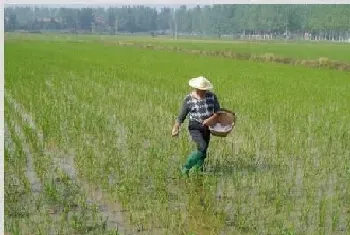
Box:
[6,32,350,62]
[4,37,350,235]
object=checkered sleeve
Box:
[213,94,221,113]
[176,96,190,124]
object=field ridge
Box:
[105,40,350,72]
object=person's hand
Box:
[203,118,214,127]
[203,115,219,127]
[203,113,220,127]
[172,124,180,137]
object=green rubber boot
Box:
[181,151,202,176]
[193,158,204,173]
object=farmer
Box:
[172,76,221,175]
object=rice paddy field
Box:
[4,33,350,235]
[6,32,350,62]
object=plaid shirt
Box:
[177,91,221,124]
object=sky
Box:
[4,0,219,5]
[3,4,206,9]
[5,0,350,6]
[3,0,218,9]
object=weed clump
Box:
[261,53,276,62]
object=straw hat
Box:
[188,76,213,90]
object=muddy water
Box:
[5,91,135,234]
[7,119,42,194]
[53,152,131,234]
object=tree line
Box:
[4,5,350,40]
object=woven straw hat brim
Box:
[188,77,213,90]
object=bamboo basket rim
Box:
[209,108,236,137]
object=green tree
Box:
[78,8,94,32]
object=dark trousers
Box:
[188,121,211,160]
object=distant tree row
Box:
[4,5,350,40]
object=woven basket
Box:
[209,108,236,137]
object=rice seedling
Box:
[4,36,350,235]
[5,32,350,62]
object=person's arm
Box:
[213,93,221,113]
[203,94,221,126]
[172,97,189,136]
[176,97,189,125]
